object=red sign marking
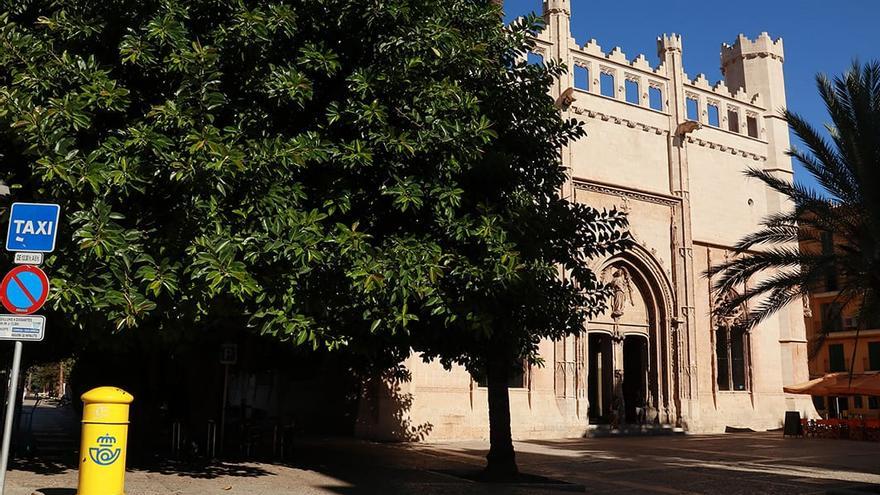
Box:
[0,265,49,315]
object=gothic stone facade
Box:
[357,0,815,441]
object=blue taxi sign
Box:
[5,203,61,253]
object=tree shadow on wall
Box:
[355,367,433,442]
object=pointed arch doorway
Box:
[586,250,676,426]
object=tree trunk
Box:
[485,349,518,478]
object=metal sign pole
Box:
[219,363,229,455]
[0,340,23,494]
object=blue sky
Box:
[503,0,880,194]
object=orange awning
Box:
[784,372,880,396]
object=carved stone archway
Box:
[586,245,677,425]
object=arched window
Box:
[713,290,750,391]
[600,70,616,98]
[574,65,589,91]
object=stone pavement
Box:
[4,432,880,494]
[427,433,880,494]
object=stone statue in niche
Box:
[608,266,635,320]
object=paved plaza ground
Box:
[5,432,879,494]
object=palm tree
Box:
[709,62,880,339]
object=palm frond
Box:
[785,109,857,202]
[734,223,799,251]
[712,61,880,331]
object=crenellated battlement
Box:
[719,32,786,113]
[686,73,763,107]
[543,0,570,15]
[528,0,791,144]
[562,29,774,108]
[657,33,682,55]
[572,38,666,76]
[720,33,785,74]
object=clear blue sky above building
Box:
[503,0,879,194]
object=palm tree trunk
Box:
[485,348,518,478]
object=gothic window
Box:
[746,113,759,137]
[716,325,748,391]
[707,102,720,127]
[648,85,663,111]
[600,69,616,98]
[527,52,544,66]
[686,96,699,121]
[713,290,750,391]
[625,77,639,104]
[574,65,589,91]
[727,107,740,133]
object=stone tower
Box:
[721,34,809,407]
[721,33,790,176]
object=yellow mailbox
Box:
[77,387,134,495]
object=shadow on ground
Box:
[10,457,75,476]
[442,433,880,495]
[11,433,880,494]
[131,457,274,479]
[14,456,273,480]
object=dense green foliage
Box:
[0,0,629,472]
[710,62,880,331]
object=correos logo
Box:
[89,434,121,466]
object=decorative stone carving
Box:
[574,180,679,208]
[712,289,746,332]
[802,293,813,318]
[606,265,634,320]
[555,87,577,110]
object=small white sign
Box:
[220,344,238,365]
[13,252,43,265]
[0,315,45,341]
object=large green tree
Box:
[0,0,628,476]
[710,62,880,341]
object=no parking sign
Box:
[0,265,49,315]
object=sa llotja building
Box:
[357,0,815,440]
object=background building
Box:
[356,0,815,441]
[802,232,880,419]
